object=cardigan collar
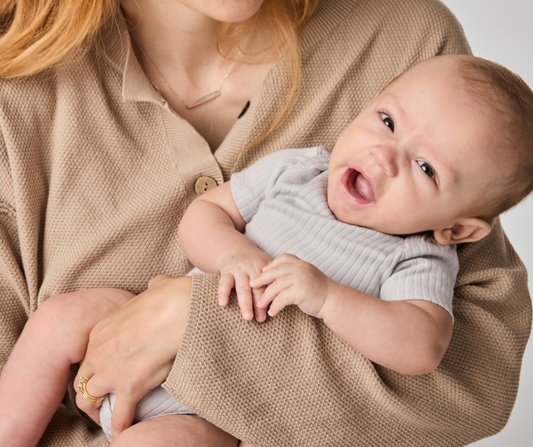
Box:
[98,11,162,105]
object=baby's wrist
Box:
[319,280,343,322]
[216,250,238,274]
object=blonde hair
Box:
[0,0,319,146]
[0,0,117,78]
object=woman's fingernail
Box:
[244,311,253,320]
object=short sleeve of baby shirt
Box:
[380,235,459,320]
[231,146,329,223]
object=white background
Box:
[439,1,532,446]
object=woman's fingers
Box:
[111,396,138,439]
[75,393,102,425]
[74,374,104,425]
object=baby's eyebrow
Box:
[378,93,406,122]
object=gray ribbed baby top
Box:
[231,147,458,317]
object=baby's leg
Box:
[110,415,238,447]
[0,288,134,447]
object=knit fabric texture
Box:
[0,0,530,446]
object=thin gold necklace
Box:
[132,36,240,109]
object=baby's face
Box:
[327,57,510,237]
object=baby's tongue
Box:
[355,173,375,202]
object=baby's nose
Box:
[372,146,400,177]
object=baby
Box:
[1,55,532,447]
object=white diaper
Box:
[186,267,204,276]
[100,385,197,442]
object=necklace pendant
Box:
[186,91,221,109]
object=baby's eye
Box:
[417,161,436,180]
[380,113,394,133]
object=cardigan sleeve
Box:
[163,229,531,447]
[0,206,27,372]
[0,131,111,447]
[0,133,28,374]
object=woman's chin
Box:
[208,0,264,23]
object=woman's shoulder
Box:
[334,0,463,28]
[0,70,57,112]
[292,0,470,136]
[0,47,121,136]
[303,0,469,55]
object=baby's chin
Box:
[327,202,431,237]
[326,197,367,227]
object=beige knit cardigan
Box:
[0,1,530,446]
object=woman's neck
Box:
[119,0,276,151]
[120,0,225,82]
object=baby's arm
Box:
[178,183,272,321]
[252,255,452,375]
[0,289,133,447]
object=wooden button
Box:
[194,176,218,195]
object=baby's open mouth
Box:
[346,169,375,203]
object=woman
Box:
[0,0,530,446]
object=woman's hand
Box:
[74,275,192,439]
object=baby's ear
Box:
[433,218,491,245]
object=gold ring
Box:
[77,376,105,403]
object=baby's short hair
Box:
[454,55,533,220]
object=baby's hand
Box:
[218,246,272,321]
[251,254,335,319]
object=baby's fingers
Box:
[251,261,292,289]
[262,253,301,272]
[256,274,293,310]
[218,272,235,306]
[233,272,255,320]
[251,286,267,322]
[267,289,295,317]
